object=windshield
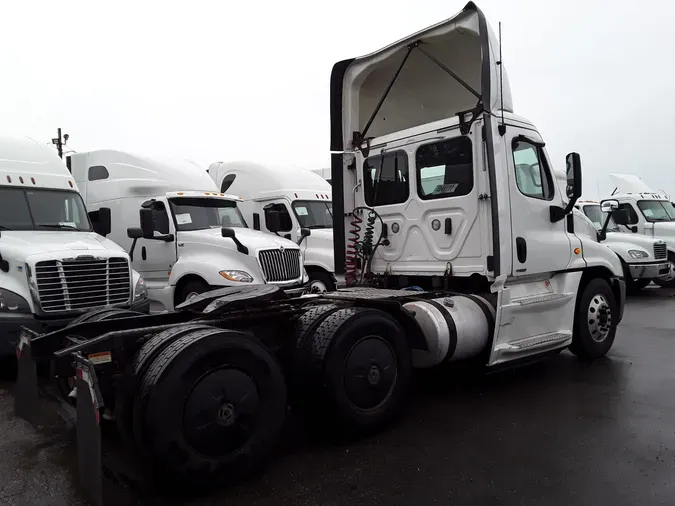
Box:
[582,204,619,232]
[0,187,92,231]
[292,200,333,229]
[637,200,675,222]
[168,197,247,231]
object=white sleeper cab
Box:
[209,161,336,292]
[330,1,626,365]
[598,173,675,288]
[67,150,308,312]
[0,136,149,355]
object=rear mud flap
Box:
[14,330,40,425]
[74,355,104,506]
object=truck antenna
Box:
[497,22,506,136]
[51,128,69,159]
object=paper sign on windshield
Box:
[296,207,309,216]
[643,208,654,217]
[176,213,192,224]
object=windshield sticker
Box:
[433,183,459,194]
[59,222,77,227]
[176,213,192,225]
[296,206,309,216]
[643,208,654,217]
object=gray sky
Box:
[2,0,673,199]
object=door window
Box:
[618,203,639,224]
[416,136,473,200]
[512,139,554,200]
[264,203,293,232]
[151,202,170,234]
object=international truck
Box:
[13,3,626,504]
[599,173,675,287]
[208,161,336,292]
[0,136,149,357]
[65,150,309,312]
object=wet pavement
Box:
[1,288,675,505]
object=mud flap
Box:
[14,328,40,425]
[74,355,104,506]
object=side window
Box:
[619,203,639,224]
[364,151,409,206]
[264,203,292,232]
[151,202,170,234]
[416,136,473,199]
[512,139,554,200]
[88,165,109,181]
[221,174,236,193]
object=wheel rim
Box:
[587,294,612,342]
[343,336,397,410]
[185,291,201,302]
[182,368,260,458]
[309,279,328,293]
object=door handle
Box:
[444,218,452,235]
[516,237,527,263]
[141,246,147,261]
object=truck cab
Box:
[68,151,308,312]
[0,137,149,354]
[573,199,670,290]
[330,1,625,365]
[208,161,336,292]
[599,173,675,287]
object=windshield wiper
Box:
[38,224,81,231]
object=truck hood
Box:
[0,231,127,262]
[178,227,300,253]
[604,231,663,250]
[303,228,335,272]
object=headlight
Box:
[0,288,31,313]
[628,250,649,259]
[219,270,254,283]
[133,276,148,301]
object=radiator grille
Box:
[35,257,131,313]
[654,242,667,260]
[258,248,301,282]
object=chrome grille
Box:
[258,248,301,282]
[35,257,131,313]
[654,242,667,260]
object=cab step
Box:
[511,292,574,306]
[498,331,572,353]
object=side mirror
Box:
[611,208,630,226]
[266,210,281,233]
[297,227,311,245]
[565,152,582,202]
[139,208,154,239]
[221,227,235,239]
[96,207,112,236]
[127,227,143,239]
[601,200,619,213]
[221,227,249,255]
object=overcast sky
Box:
[2,0,673,199]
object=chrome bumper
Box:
[628,261,671,279]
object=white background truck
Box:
[209,161,336,292]
[574,199,669,291]
[330,1,627,364]
[600,173,675,287]
[67,150,308,312]
[0,136,149,355]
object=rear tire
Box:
[570,278,617,360]
[136,328,287,489]
[303,307,412,435]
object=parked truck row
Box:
[4,2,671,506]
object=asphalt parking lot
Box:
[2,288,675,506]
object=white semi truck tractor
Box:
[12,4,628,501]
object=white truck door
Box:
[507,132,572,276]
[135,200,176,287]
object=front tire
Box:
[177,278,210,305]
[308,271,336,293]
[570,278,618,360]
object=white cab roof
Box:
[69,149,220,198]
[0,135,78,191]
[209,160,332,200]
